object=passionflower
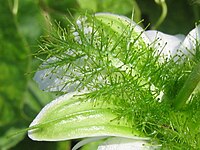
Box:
[28,13,200,149]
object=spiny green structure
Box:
[31,13,200,149]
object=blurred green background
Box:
[0,0,200,149]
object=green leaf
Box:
[97,0,141,22]
[17,0,45,52]
[77,0,98,11]
[23,80,56,119]
[0,0,30,148]
[28,92,146,141]
[0,127,25,150]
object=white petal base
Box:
[97,137,160,150]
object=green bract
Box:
[29,13,200,149]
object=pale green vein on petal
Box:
[28,93,145,141]
[95,13,143,34]
[29,92,116,125]
[28,110,144,141]
[95,13,149,43]
[29,124,145,141]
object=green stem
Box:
[12,0,18,15]
[132,0,141,23]
[173,62,200,109]
[152,0,167,29]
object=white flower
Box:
[32,13,200,150]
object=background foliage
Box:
[0,0,200,149]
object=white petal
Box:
[33,56,88,92]
[145,30,185,61]
[34,66,80,92]
[179,24,200,57]
[72,137,107,150]
[97,137,160,150]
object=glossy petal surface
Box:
[28,92,144,141]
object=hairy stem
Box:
[12,0,18,15]
[173,62,200,109]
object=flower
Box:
[29,13,200,149]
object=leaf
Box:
[77,0,98,11]
[22,80,56,119]
[0,127,25,150]
[0,0,30,148]
[97,0,141,22]
[17,0,45,53]
[28,92,146,141]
